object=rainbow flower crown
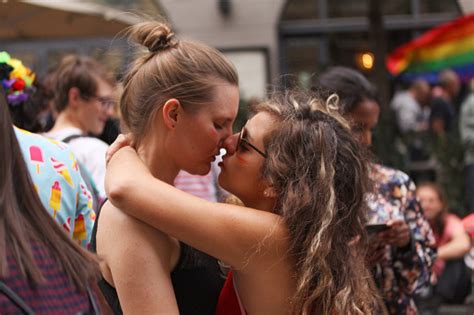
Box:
[0,51,36,106]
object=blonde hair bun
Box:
[129,21,177,53]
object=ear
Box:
[263,186,277,199]
[162,98,181,130]
[68,87,82,109]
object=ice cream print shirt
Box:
[15,127,96,248]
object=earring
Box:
[263,190,270,198]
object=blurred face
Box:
[417,186,443,221]
[449,78,461,98]
[77,78,115,135]
[416,83,431,106]
[171,83,239,175]
[347,99,380,147]
[218,111,275,206]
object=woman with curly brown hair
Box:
[316,66,437,315]
[105,90,382,314]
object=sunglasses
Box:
[237,127,267,158]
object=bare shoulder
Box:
[97,201,180,279]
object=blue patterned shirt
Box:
[15,127,96,248]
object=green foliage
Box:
[432,133,467,217]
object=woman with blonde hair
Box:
[91,21,239,314]
[105,90,382,314]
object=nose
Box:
[361,130,372,147]
[222,132,239,156]
[105,105,115,117]
[224,124,233,140]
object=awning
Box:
[0,0,142,40]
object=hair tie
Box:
[149,33,176,53]
[325,94,340,112]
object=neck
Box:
[136,136,179,185]
[50,109,85,133]
[242,196,276,213]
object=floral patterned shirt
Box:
[15,127,96,248]
[367,164,436,314]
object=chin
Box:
[190,164,211,176]
[218,173,233,194]
[88,128,102,136]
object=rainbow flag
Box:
[386,14,474,83]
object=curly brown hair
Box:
[251,90,381,314]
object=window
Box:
[419,0,459,14]
[328,0,366,18]
[281,0,320,20]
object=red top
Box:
[215,271,246,315]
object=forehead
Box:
[245,111,277,143]
[350,99,379,125]
[95,78,114,97]
[418,186,436,196]
[200,83,239,118]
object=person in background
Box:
[0,51,96,247]
[96,83,123,145]
[0,87,101,314]
[391,79,431,134]
[462,213,474,276]
[391,79,434,182]
[174,156,228,202]
[459,78,474,212]
[0,51,51,133]
[317,66,437,314]
[45,54,117,199]
[416,182,471,311]
[430,69,461,137]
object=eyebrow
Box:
[220,117,234,125]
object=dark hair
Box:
[9,77,54,132]
[54,54,116,113]
[121,21,238,145]
[0,92,99,290]
[1,56,54,133]
[253,90,380,314]
[315,66,378,115]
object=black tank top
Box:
[90,206,224,315]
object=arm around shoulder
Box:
[106,147,290,272]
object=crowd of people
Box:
[1,20,473,314]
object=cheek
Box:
[204,125,221,143]
[209,127,218,137]
[423,203,433,214]
[235,154,248,164]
